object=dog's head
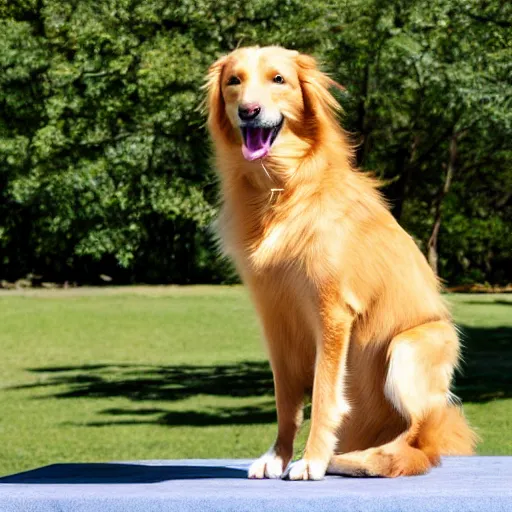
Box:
[206,46,343,163]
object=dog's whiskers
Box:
[260,160,273,182]
[269,188,283,204]
[260,160,284,204]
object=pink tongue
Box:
[242,127,272,161]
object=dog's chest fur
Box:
[224,188,339,272]
[218,183,350,322]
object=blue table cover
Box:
[0,457,511,511]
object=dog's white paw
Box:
[283,458,326,481]
[248,452,287,479]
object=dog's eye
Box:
[227,76,241,86]
[273,74,285,84]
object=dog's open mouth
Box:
[241,121,283,161]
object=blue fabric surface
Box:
[0,457,510,512]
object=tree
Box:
[0,0,329,284]
[0,0,510,285]
[325,0,512,283]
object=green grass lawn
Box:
[0,287,511,476]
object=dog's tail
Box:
[328,405,477,477]
[415,404,477,462]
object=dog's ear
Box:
[295,54,344,125]
[204,55,229,134]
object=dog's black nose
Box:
[238,103,261,121]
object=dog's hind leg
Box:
[328,320,476,477]
[327,440,432,477]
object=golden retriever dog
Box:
[205,46,476,480]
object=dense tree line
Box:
[1,0,510,285]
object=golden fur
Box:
[206,46,476,480]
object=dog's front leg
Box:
[285,305,353,480]
[248,319,310,479]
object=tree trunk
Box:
[355,63,371,167]
[391,135,420,221]
[427,134,458,275]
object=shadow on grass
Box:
[459,299,512,306]
[455,325,512,402]
[11,361,277,427]
[84,405,278,427]
[8,325,512,427]
[17,361,274,401]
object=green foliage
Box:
[0,0,510,284]
[325,0,512,283]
